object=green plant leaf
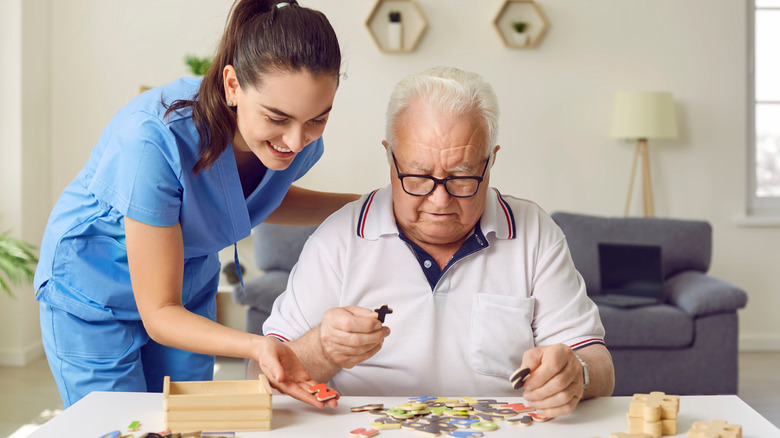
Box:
[0,231,38,296]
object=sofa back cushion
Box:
[551,212,712,295]
[252,223,319,272]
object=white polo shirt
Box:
[264,186,605,397]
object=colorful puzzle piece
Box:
[509,367,531,390]
[507,415,533,427]
[687,420,742,438]
[307,382,339,401]
[370,417,403,429]
[447,431,484,438]
[99,432,121,438]
[374,304,393,323]
[351,403,384,412]
[128,421,141,431]
[350,427,379,437]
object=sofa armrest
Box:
[666,271,747,317]
[232,270,289,309]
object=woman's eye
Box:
[266,116,287,125]
[309,118,328,126]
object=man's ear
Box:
[492,145,501,165]
[223,65,239,102]
[382,140,390,151]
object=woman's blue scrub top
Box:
[34,78,323,321]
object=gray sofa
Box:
[551,212,748,396]
[235,214,748,396]
[231,224,318,337]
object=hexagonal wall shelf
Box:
[494,0,549,49]
[366,0,428,53]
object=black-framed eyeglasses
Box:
[391,151,490,198]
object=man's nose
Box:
[427,182,452,205]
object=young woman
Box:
[34,0,355,409]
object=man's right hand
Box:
[318,306,390,369]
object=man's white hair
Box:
[385,66,499,158]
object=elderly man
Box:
[256,66,614,418]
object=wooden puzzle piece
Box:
[374,304,393,323]
[128,421,141,431]
[627,413,676,436]
[509,367,531,389]
[351,403,384,412]
[501,402,534,413]
[610,433,653,438]
[370,417,404,429]
[529,412,552,422]
[507,415,533,427]
[386,408,416,419]
[470,421,498,431]
[629,392,680,421]
[409,396,438,403]
[99,432,121,438]
[687,420,742,438]
[449,418,479,429]
[307,382,339,401]
[447,431,484,438]
[350,428,379,437]
[416,422,457,436]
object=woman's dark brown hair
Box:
[165,0,341,174]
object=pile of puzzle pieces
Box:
[620,392,742,438]
[349,396,551,437]
[626,391,680,437]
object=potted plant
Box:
[511,21,529,46]
[0,229,38,297]
[185,54,213,77]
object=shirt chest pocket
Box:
[469,293,535,378]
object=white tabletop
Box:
[28,393,780,438]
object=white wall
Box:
[0,0,52,366]
[32,0,780,356]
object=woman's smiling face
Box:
[225,67,338,170]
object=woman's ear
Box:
[223,65,239,103]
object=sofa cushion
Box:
[551,212,712,297]
[598,304,694,348]
[252,224,319,271]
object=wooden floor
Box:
[1,353,778,437]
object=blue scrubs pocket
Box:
[52,309,137,359]
[469,293,535,378]
[61,235,136,310]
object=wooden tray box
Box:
[163,376,272,432]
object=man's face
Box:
[387,99,494,249]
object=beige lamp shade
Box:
[609,91,678,139]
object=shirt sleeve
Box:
[88,111,183,227]
[531,219,606,350]
[263,228,344,341]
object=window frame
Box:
[748,0,780,217]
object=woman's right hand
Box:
[254,336,339,408]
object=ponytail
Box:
[164,0,341,174]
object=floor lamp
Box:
[609,91,678,217]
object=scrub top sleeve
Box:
[263,232,343,341]
[531,237,605,347]
[89,112,183,227]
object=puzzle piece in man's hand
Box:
[307,383,339,401]
[509,367,531,389]
[687,419,742,438]
[373,304,393,323]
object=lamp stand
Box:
[624,139,655,217]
